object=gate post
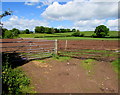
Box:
[55,39,58,55]
[65,40,67,50]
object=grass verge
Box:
[111,59,120,73]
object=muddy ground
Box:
[21,58,118,93]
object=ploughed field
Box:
[1,39,118,53]
[1,39,119,93]
[1,39,119,61]
[58,40,118,51]
[58,40,119,62]
[1,39,55,53]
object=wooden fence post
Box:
[65,40,67,50]
[55,39,58,55]
[30,42,32,53]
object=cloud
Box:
[90,0,119,2]
[106,19,118,27]
[25,0,40,5]
[9,15,18,21]
[73,19,118,31]
[41,1,117,21]
[41,0,118,31]
[74,19,105,27]
[3,15,48,31]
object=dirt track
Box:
[21,58,118,93]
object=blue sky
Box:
[1,0,119,31]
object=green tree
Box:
[11,28,20,36]
[2,28,8,38]
[4,30,13,38]
[72,29,76,32]
[35,26,45,33]
[71,30,81,37]
[25,29,30,34]
[94,25,109,38]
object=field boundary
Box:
[1,39,56,60]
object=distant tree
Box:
[72,29,76,32]
[35,26,45,33]
[60,28,66,33]
[0,9,13,39]
[12,28,20,34]
[4,30,13,38]
[94,25,109,38]
[71,30,81,37]
[25,29,30,34]
[66,29,71,32]
[46,28,55,34]
[2,28,8,38]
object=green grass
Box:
[80,59,96,76]
[34,60,46,63]
[19,33,60,38]
[111,59,120,73]
[59,49,118,58]
[52,55,71,62]
[20,86,36,93]
[41,37,119,40]
[81,31,119,37]
[21,52,53,59]
[18,31,119,40]
[80,59,96,71]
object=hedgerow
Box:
[2,53,30,94]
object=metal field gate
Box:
[1,39,57,60]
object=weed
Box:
[52,54,71,62]
[111,59,120,73]
[2,66,30,94]
[34,60,46,63]
[80,59,96,77]
[80,59,96,71]
[2,53,35,94]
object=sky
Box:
[1,0,119,31]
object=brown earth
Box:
[58,40,119,51]
[21,58,118,93]
[1,39,119,53]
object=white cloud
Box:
[9,15,18,21]
[106,19,118,27]
[3,15,48,31]
[42,1,118,21]
[25,0,40,5]
[73,19,118,31]
[90,0,119,2]
[41,0,118,31]
[73,19,105,31]
[74,19,105,27]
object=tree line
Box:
[1,26,79,38]
[35,26,78,34]
[0,10,111,39]
[1,25,110,38]
[2,28,31,39]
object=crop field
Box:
[1,38,119,93]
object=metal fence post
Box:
[55,39,58,55]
